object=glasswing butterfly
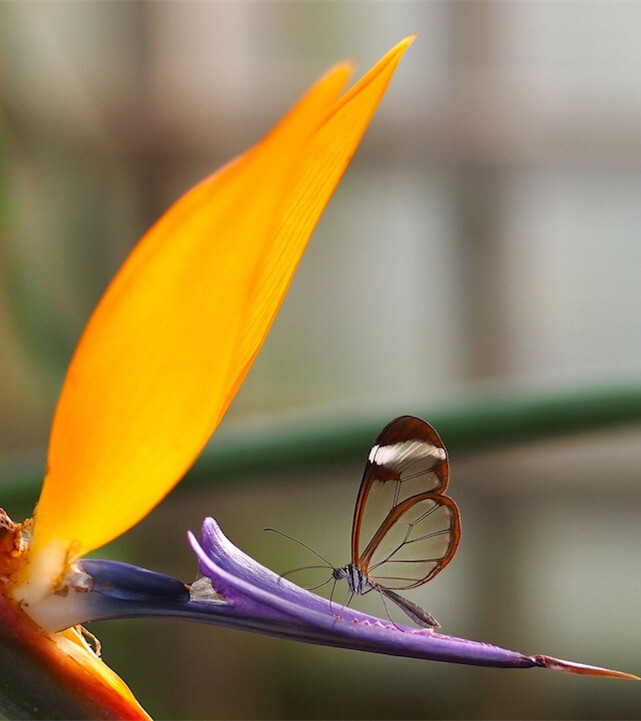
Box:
[271,415,461,628]
[331,415,461,628]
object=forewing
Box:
[350,416,452,565]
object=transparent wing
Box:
[362,493,460,589]
[350,416,461,589]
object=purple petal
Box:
[189,518,632,675]
[190,518,524,664]
[44,517,636,680]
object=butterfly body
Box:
[334,415,461,628]
[332,561,440,628]
[332,562,369,595]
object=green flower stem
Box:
[3,382,641,508]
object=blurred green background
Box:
[2,2,641,719]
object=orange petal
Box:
[0,585,149,718]
[24,38,414,596]
[225,37,416,408]
[536,654,640,681]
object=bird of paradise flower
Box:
[0,37,637,721]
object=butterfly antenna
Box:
[264,528,334,568]
[280,564,332,580]
[304,577,334,592]
[275,565,335,591]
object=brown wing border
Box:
[358,492,461,588]
[350,416,451,567]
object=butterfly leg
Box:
[328,577,339,619]
[331,588,355,624]
[371,586,405,631]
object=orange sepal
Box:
[0,587,149,719]
[23,38,414,593]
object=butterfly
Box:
[331,415,461,628]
